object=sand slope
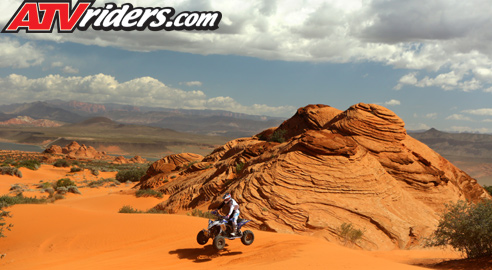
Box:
[0,165,461,270]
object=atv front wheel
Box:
[213,235,226,250]
[241,230,254,245]
[197,230,209,245]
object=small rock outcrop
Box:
[44,141,111,160]
[138,103,490,250]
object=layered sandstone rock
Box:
[139,103,490,250]
[112,155,148,164]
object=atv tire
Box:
[213,235,226,250]
[197,230,209,245]
[241,230,254,245]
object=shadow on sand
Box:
[414,256,492,270]
[169,244,242,263]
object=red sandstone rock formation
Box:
[139,103,490,250]
[112,155,148,164]
[0,116,62,127]
[44,141,111,160]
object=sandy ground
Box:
[0,165,467,270]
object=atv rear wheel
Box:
[213,235,226,250]
[197,230,209,245]
[241,230,254,245]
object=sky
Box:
[1,0,492,133]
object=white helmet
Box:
[223,193,231,202]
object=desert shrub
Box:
[55,178,75,188]
[0,207,13,238]
[0,193,47,206]
[136,189,163,199]
[484,185,492,196]
[90,168,100,176]
[235,162,245,173]
[53,159,70,168]
[38,182,52,189]
[119,205,143,213]
[146,208,167,214]
[67,186,81,195]
[56,186,68,195]
[427,200,492,258]
[188,209,215,219]
[87,178,120,188]
[9,184,25,192]
[16,159,41,170]
[0,167,22,178]
[268,129,287,143]
[70,166,83,173]
[338,222,364,245]
[116,168,146,182]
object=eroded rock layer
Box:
[139,103,490,250]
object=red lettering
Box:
[2,1,93,33]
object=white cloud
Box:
[406,123,431,131]
[180,81,203,87]
[62,66,79,74]
[463,108,492,116]
[446,114,472,121]
[0,73,295,116]
[0,37,45,68]
[384,99,400,106]
[3,0,492,93]
[51,62,64,68]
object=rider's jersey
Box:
[218,198,240,217]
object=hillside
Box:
[138,103,489,250]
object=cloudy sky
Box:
[1,0,492,132]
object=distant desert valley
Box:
[1,101,492,270]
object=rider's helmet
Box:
[223,193,231,202]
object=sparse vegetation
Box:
[136,189,163,199]
[236,162,245,173]
[426,200,492,258]
[55,178,75,188]
[53,159,70,168]
[338,222,364,245]
[0,206,13,238]
[0,193,47,206]
[86,178,120,188]
[70,166,83,173]
[268,129,287,143]
[188,209,216,219]
[15,159,41,170]
[116,167,146,182]
[118,205,167,214]
[484,185,492,196]
[0,167,22,178]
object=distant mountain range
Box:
[0,100,284,138]
[408,128,492,159]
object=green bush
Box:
[16,159,41,170]
[55,178,76,188]
[427,200,492,258]
[119,205,143,213]
[236,162,245,173]
[70,166,83,173]
[484,185,492,196]
[268,129,287,143]
[338,222,364,245]
[53,159,70,168]
[0,167,22,178]
[136,189,163,199]
[0,193,47,206]
[0,207,13,238]
[116,168,147,182]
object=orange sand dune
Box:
[0,165,463,270]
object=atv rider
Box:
[216,193,240,236]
